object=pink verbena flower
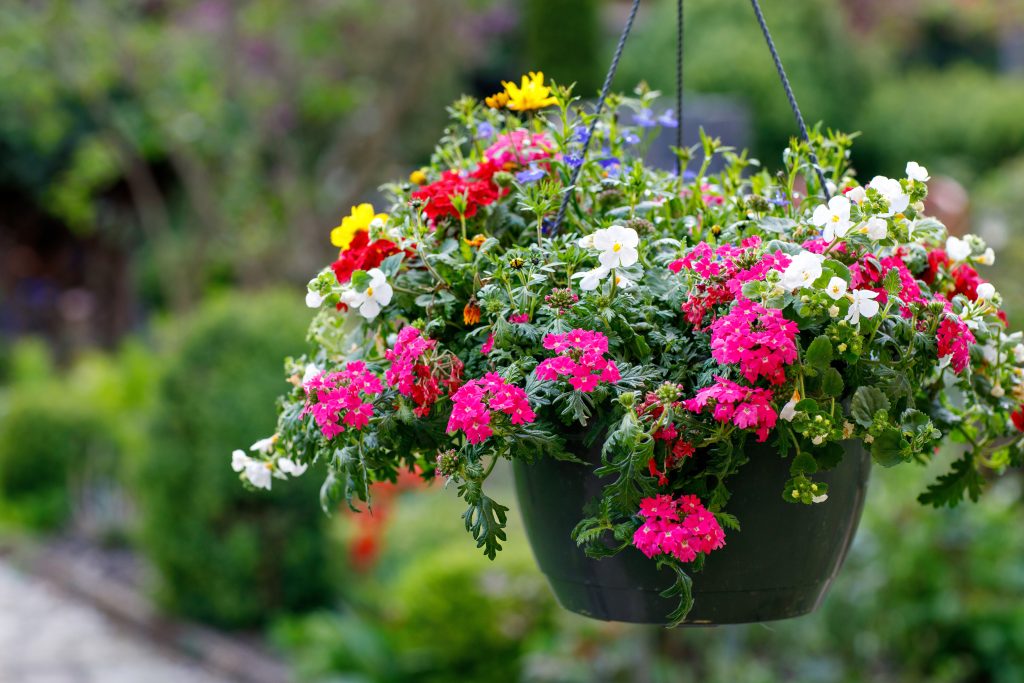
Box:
[509,312,530,324]
[937,315,975,374]
[481,333,495,355]
[683,377,779,442]
[302,362,384,440]
[384,326,463,417]
[484,130,554,169]
[536,329,620,393]
[709,299,798,385]
[447,373,535,444]
[632,494,726,563]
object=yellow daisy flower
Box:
[501,72,557,112]
[484,91,509,109]
[331,203,388,249]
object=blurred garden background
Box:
[2,0,1024,681]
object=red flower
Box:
[411,163,506,222]
[1012,407,1024,432]
[331,230,401,284]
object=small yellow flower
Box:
[463,233,486,247]
[484,91,509,109]
[501,72,557,112]
[331,203,388,249]
[409,169,428,185]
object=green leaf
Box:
[459,485,509,560]
[815,441,845,470]
[790,451,818,475]
[871,429,905,467]
[823,259,850,282]
[918,454,984,508]
[805,336,833,369]
[349,269,370,290]
[821,367,844,397]
[882,267,902,296]
[850,386,890,428]
[656,558,695,627]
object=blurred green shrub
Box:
[0,388,119,530]
[132,289,335,628]
[274,535,554,683]
[970,155,1024,323]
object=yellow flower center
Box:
[612,243,621,252]
[832,215,840,222]
[367,287,374,297]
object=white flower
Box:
[613,271,637,289]
[811,494,829,504]
[780,251,824,292]
[277,457,308,478]
[250,435,277,455]
[976,282,996,301]
[869,175,909,216]
[981,344,999,365]
[305,289,324,308]
[1014,343,1024,364]
[231,450,272,490]
[824,276,848,300]
[846,186,866,204]
[864,217,888,241]
[592,225,639,269]
[780,391,800,422]
[977,247,995,266]
[992,384,1006,398]
[577,233,595,249]
[302,363,321,385]
[906,161,930,182]
[811,196,852,242]
[572,265,610,292]
[828,305,841,318]
[846,289,880,324]
[945,236,971,262]
[342,268,393,319]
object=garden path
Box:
[0,560,232,683]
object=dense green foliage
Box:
[132,290,335,628]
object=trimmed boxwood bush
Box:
[133,290,335,628]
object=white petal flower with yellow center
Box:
[572,265,611,292]
[945,236,971,263]
[976,282,996,301]
[846,289,880,325]
[812,196,852,242]
[780,251,824,292]
[825,276,848,300]
[592,225,639,269]
[869,175,909,216]
[864,217,888,240]
[342,268,393,319]
[232,450,273,490]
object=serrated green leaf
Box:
[918,454,984,508]
[882,267,902,296]
[821,367,844,397]
[851,386,890,427]
[805,336,833,369]
[871,429,905,467]
[790,452,818,474]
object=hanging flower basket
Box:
[233,51,1024,624]
[514,438,870,624]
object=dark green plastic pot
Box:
[513,440,870,625]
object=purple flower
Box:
[658,109,679,128]
[476,122,496,139]
[770,193,790,207]
[565,154,583,169]
[571,125,590,144]
[682,169,697,182]
[633,108,657,128]
[622,132,641,146]
[516,166,546,184]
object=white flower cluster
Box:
[231,435,307,490]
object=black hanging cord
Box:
[675,0,684,176]
[552,0,642,233]
[748,0,831,200]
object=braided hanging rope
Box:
[748,0,831,200]
[675,0,684,176]
[552,0,642,233]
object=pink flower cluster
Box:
[385,327,435,394]
[535,329,621,392]
[484,130,554,169]
[670,238,792,329]
[632,494,726,563]
[850,252,926,316]
[683,377,779,442]
[937,315,976,374]
[303,362,384,440]
[447,373,535,444]
[710,299,798,385]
